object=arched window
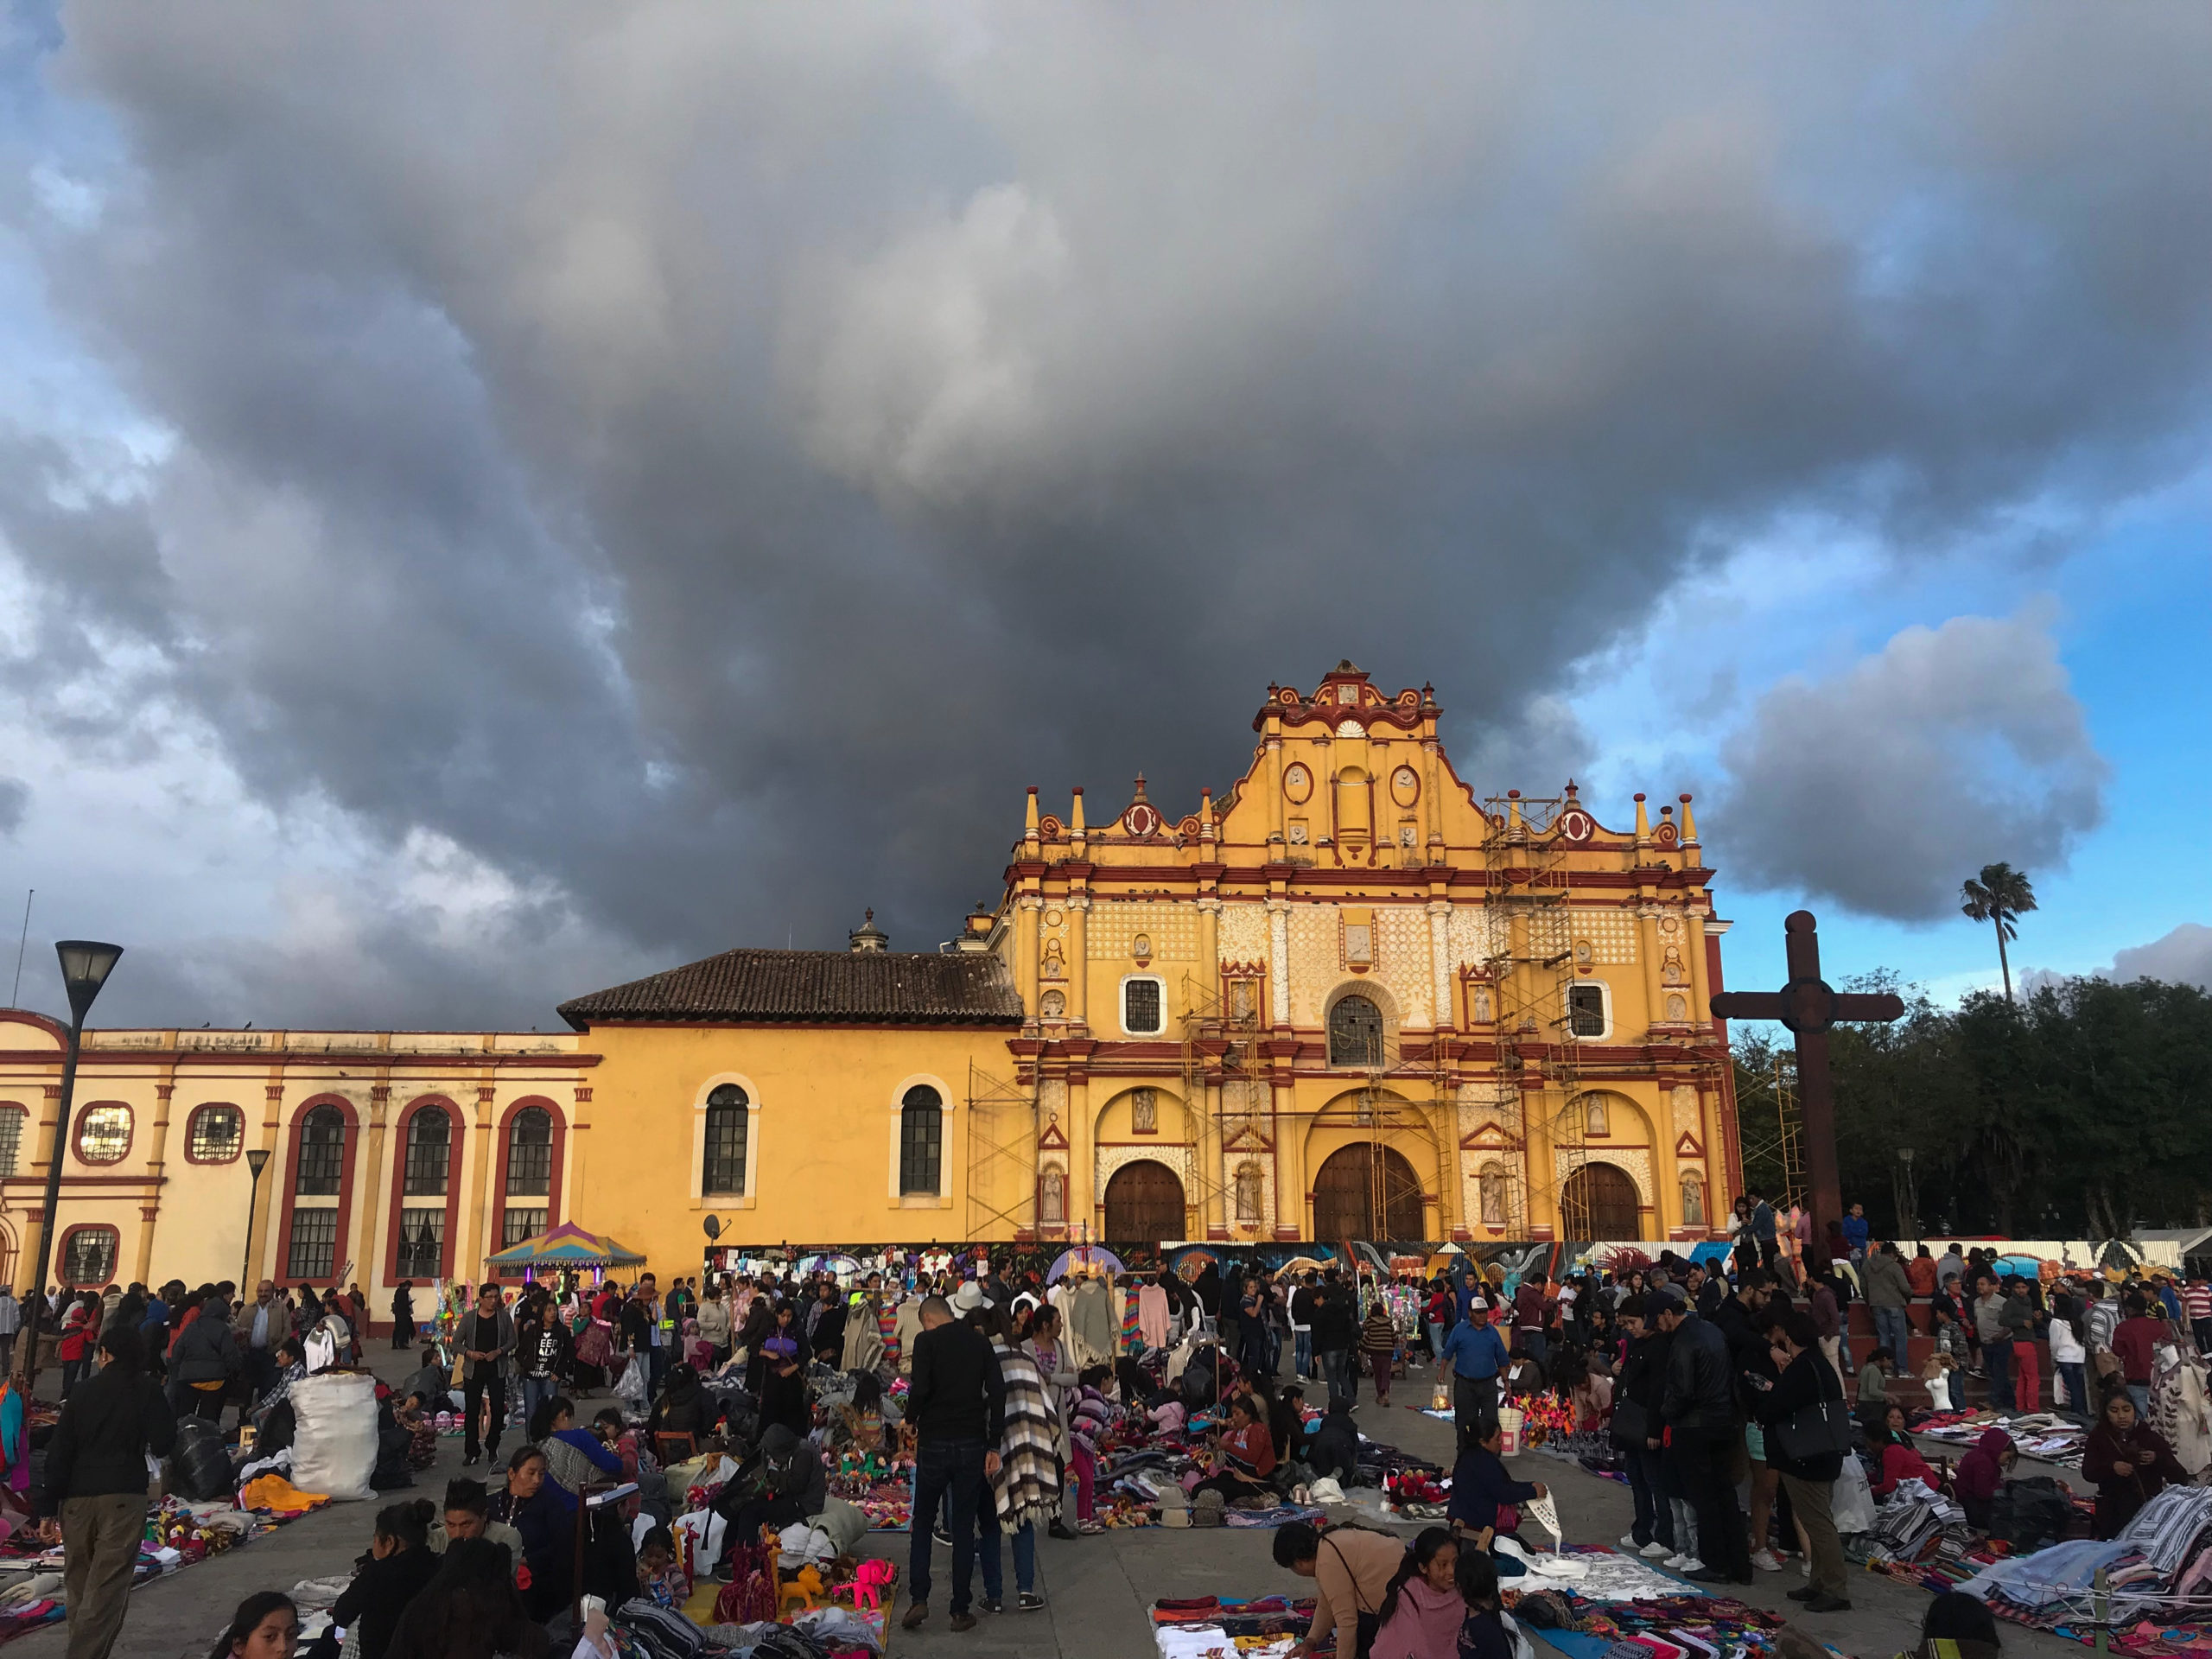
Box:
[899,1085,943,1195]
[1681,1173,1706,1229]
[0,1104,24,1177]
[1328,995,1384,1067]
[286,1103,349,1281]
[396,1106,453,1279]
[703,1084,748,1196]
[502,1107,553,1247]
[1235,1162,1263,1225]
[74,1103,131,1166]
[188,1104,244,1163]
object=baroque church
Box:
[0,664,1739,1305]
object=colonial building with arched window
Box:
[0,664,1740,1306]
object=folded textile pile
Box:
[1507,1581,1787,1659]
[1962,1486,2212,1649]
[1859,1480,1979,1567]
[1919,1412,2086,1469]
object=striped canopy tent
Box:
[486,1220,646,1271]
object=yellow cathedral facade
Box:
[0,664,1740,1305]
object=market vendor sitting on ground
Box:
[1192,1392,1277,1505]
[1446,1420,1545,1548]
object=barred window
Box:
[74,1103,131,1165]
[1122,977,1164,1036]
[0,1106,22,1177]
[397,1210,444,1279]
[296,1105,346,1196]
[61,1226,118,1286]
[403,1106,451,1197]
[188,1104,244,1163]
[899,1085,943,1195]
[503,1206,548,1248]
[505,1107,553,1197]
[1567,982,1607,1038]
[1327,995,1383,1067]
[703,1084,748,1195]
[287,1208,338,1280]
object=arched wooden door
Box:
[1312,1145,1426,1242]
[1561,1162,1643,1240]
[1104,1160,1185,1244]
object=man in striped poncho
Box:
[977,1311,1059,1614]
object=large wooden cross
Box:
[1710,909,1904,1244]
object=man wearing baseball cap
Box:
[1436,1296,1510,1443]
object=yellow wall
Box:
[577,1023,1011,1263]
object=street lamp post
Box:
[242,1147,272,1289]
[18,940,124,1384]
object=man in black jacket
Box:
[1311,1271,1358,1410]
[456,1284,515,1467]
[1656,1287,1751,1585]
[902,1294,1005,1634]
[43,1324,175,1659]
[1288,1274,1319,1380]
[165,1293,241,1422]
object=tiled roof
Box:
[556,949,1024,1030]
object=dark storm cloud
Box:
[6,3,2211,1023]
[1711,612,2107,920]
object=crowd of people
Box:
[22,1218,2212,1659]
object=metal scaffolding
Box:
[1481,792,1590,1236]
[964,1058,1039,1240]
[1179,971,1258,1235]
[1354,1018,1459,1244]
[1733,1050,1805,1215]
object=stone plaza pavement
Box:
[8,1352,2093,1659]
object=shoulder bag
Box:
[1770,1392,1853,1462]
[1610,1395,1649,1449]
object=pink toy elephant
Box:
[848,1558,895,1612]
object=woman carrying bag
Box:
[1760,1310,1853,1614]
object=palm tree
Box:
[1961,862,2037,1001]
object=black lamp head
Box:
[54,940,124,1027]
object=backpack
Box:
[1986,1476,2072,1551]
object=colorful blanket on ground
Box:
[0,1489,331,1649]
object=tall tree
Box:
[1961,862,2038,1000]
